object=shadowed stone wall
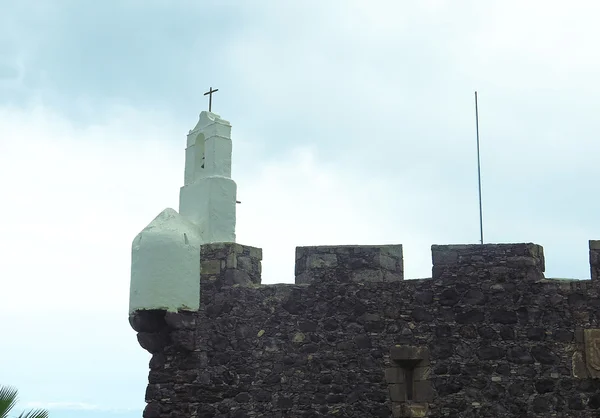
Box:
[130,242,600,418]
[591,240,600,282]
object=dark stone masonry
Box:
[130,240,600,418]
[591,241,600,282]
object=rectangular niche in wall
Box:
[386,345,433,417]
[573,328,600,379]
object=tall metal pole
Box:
[475,91,484,244]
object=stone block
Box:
[572,351,589,379]
[575,328,585,343]
[137,331,170,354]
[295,272,313,285]
[413,366,431,382]
[237,256,252,271]
[223,269,252,286]
[384,271,404,282]
[248,246,263,260]
[226,252,237,269]
[377,254,397,271]
[129,310,167,333]
[201,260,221,275]
[391,404,403,418]
[294,258,305,276]
[431,246,459,265]
[584,329,600,378]
[407,404,429,417]
[390,345,430,363]
[381,244,403,259]
[351,269,383,282]
[413,381,434,402]
[591,250,599,265]
[385,367,405,383]
[143,402,161,418]
[171,330,195,351]
[388,383,407,402]
[164,311,196,330]
[392,403,429,418]
[306,253,338,269]
[431,243,545,281]
[295,246,306,261]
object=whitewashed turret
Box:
[129,208,202,312]
[129,111,238,315]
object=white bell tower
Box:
[179,111,237,243]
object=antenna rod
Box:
[475,91,484,244]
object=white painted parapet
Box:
[129,208,201,313]
[179,111,237,244]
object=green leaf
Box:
[0,386,19,418]
[18,410,49,418]
[0,386,48,418]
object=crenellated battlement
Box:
[196,241,597,290]
[129,111,600,417]
[133,239,600,417]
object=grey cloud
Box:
[2,1,596,275]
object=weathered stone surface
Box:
[201,243,262,289]
[432,243,545,282]
[133,241,600,417]
[584,329,600,378]
[591,240,600,281]
[295,245,403,284]
[200,259,221,275]
[137,331,169,354]
[163,311,195,329]
[129,309,167,333]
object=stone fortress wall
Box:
[130,240,600,418]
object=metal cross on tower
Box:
[203,87,219,112]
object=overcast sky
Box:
[1,1,599,416]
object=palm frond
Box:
[18,410,49,418]
[0,386,18,418]
[0,386,48,418]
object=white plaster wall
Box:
[179,176,237,243]
[129,208,202,314]
[202,176,236,243]
[190,112,231,139]
[184,136,198,186]
[204,137,232,177]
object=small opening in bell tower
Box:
[194,133,205,170]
